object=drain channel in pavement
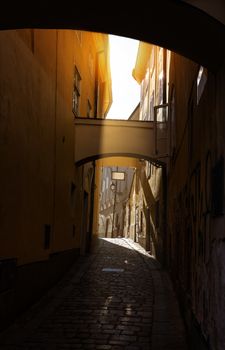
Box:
[102,268,124,272]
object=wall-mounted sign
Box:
[111,171,125,181]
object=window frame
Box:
[72,66,81,117]
[87,99,92,118]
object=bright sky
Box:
[106,35,140,120]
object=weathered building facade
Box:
[167,53,225,350]
[126,43,168,261]
[125,160,165,260]
[130,38,225,349]
[93,157,137,239]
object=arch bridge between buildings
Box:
[74,117,168,166]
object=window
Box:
[149,91,154,121]
[157,48,164,105]
[197,66,207,104]
[87,99,92,118]
[142,68,149,120]
[170,85,176,158]
[158,70,164,105]
[145,161,151,179]
[72,66,81,116]
[76,30,82,45]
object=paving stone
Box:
[0,238,189,349]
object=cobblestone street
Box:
[0,238,189,349]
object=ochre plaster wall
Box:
[0,29,112,266]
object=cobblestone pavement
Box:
[0,238,189,349]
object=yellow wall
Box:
[74,31,112,118]
[0,30,60,264]
[0,29,112,265]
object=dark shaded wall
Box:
[0,29,79,330]
[167,52,225,350]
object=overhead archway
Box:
[0,1,224,71]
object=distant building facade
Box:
[94,158,137,238]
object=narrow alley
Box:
[0,238,188,350]
[0,2,225,350]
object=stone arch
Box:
[75,153,165,168]
[0,1,224,71]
